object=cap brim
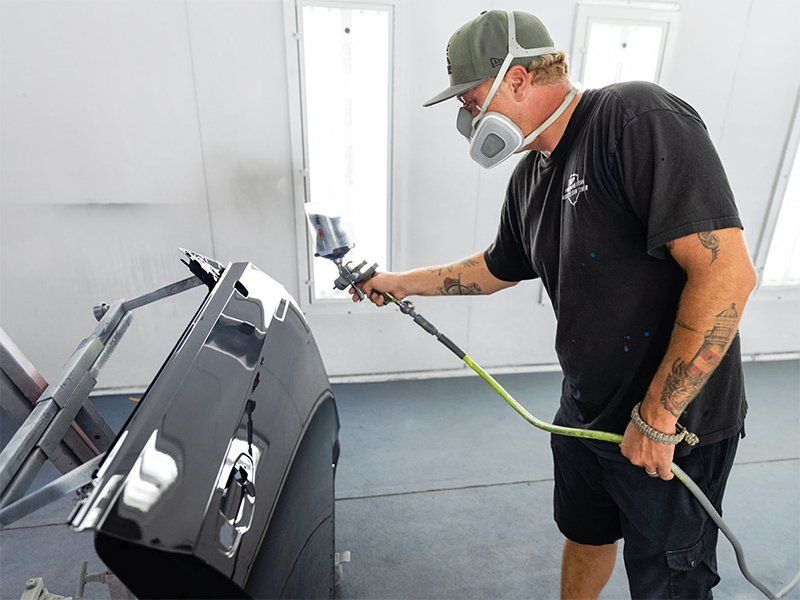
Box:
[422,78,487,107]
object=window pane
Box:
[762,148,800,286]
[301,5,390,300]
[582,21,664,89]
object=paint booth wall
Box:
[1,0,798,389]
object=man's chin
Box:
[516,144,539,154]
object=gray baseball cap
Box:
[423,10,556,107]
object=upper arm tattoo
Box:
[697,231,720,264]
[665,231,722,265]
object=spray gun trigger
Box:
[333,259,381,303]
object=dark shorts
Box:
[550,430,741,599]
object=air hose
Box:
[377,291,799,600]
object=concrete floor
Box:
[1,360,798,599]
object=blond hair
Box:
[527,51,569,86]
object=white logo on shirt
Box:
[562,172,589,206]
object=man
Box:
[352,9,757,600]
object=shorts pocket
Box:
[665,528,720,599]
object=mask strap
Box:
[473,10,558,129]
[521,86,579,146]
[475,53,512,117]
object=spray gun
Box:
[304,206,376,301]
[304,205,466,357]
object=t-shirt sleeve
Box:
[483,183,538,282]
[613,109,743,259]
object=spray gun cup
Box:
[305,208,354,260]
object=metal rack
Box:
[0,272,205,526]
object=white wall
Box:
[1,0,798,391]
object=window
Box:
[571,2,679,89]
[285,1,393,303]
[758,103,800,287]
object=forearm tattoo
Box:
[660,303,739,417]
[440,274,481,295]
[697,231,720,264]
[429,257,480,277]
[675,317,703,334]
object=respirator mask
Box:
[457,10,578,169]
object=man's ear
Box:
[505,65,530,100]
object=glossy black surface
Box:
[70,259,339,599]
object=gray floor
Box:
[1,360,798,599]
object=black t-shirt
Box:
[484,81,747,457]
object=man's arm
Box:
[620,227,757,480]
[351,251,518,305]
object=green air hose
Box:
[463,354,791,600]
[376,291,798,600]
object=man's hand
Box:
[348,252,517,305]
[350,271,407,306]
[620,419,676,481]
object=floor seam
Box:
[335,476,555,501]
[335,456,800,502]
[734,456,799,466]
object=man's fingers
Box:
[369,291,384,306]
[643,463,674,481]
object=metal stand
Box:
[75,560,135,600]
[0,273,204,526]
[19,577,71,600]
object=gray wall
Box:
[1,0,798,390]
